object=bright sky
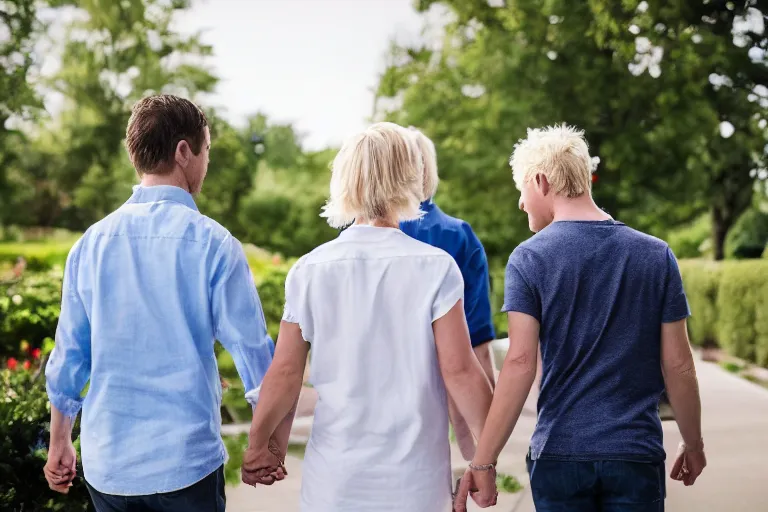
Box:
[177,0,426,150]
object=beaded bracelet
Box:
[469,461,496,471]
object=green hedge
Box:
[680,259,768,367]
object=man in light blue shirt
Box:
[43,95,274,511]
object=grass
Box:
[720,360,744,373]
[496,472,523,493]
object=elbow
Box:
[503,350,537,378]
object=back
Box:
[47,185,273,495]
[285,225,463,512]
[502,220,690,461]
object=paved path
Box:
[227,348,768,511]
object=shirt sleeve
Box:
[433,258,465,322]
[662,246,691,323]
[461,225,496,346]
[211,234,274,406]
[501,247,541,322]
[45,238,91,420]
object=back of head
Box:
[125,94,208,175]
[509,124,592,198]
[321,122,423,228]
[406,127,439,202]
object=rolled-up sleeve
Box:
[211,234,274,406]
[46,239,91,419]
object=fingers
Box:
[241,465,287,487]
[670,453,685,481]
[453,473,473,512]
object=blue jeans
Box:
[86,465,226,512]
[526,455,665,511]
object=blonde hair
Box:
[407,127,439,201]
[320,122,424,228]
[509,124,592,198]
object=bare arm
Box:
[472,312,539,465]
[661,319,703,447]
[473,342,496,389]
[434,301,492,440]
[248,321,308,449]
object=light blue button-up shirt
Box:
[45,185,274,496]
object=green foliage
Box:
[222,433,248,485]
[726,206,768,260]
[377,0,767,261]
[716,263,760,361]
[0,368,91,511]
[489,264,506,338]
[496,472,523,494]
[0,268,63,359]
[678,260,721,347]
[0,242,71,270]
[667,215,711,260]
[679,259,768,366]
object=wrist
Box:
[681,437,704,452]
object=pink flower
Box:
[23,360,31,371]
[31,348,41,360]
[7,358,18,371]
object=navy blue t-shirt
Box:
[401,201,496,346]
[503,220,690,462]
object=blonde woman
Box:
[241,122,496,511]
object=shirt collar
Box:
[126,185,199,212]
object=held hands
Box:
[241,435,288,487]
[44,440,77,494]
[670,439,706,486]
[452,462,498,512]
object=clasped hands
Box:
[241,436,288,487]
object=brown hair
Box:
[125,94,208,174]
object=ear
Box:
[175,139,191,168]
[537,174,551,197]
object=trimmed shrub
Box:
[754,274,768,367]
[678,260,722,347]
[715,262,763,362]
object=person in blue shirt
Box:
[400,127,496,460]
[454,124,706,512]
[43,95,276,512]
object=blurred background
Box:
[1,0,767,510]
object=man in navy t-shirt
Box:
[400,127,496,460]
[454,125,706,512]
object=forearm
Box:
[444,363,493,440]
[473,355,536,465]
[50,404,75,447]
[249,366,303,447]
[663,360,703,446]
[473,343,496,389]
[448,396,476,460]
[271,399,298,456]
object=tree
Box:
[376,0,766,260]
[9,0,217,229]
[590,0,768,260]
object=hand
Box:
[453,465,498,512]
[670,439,706,486]
[44,441,77,494]
[241,436,287,487]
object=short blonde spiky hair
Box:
[407,127,439,201]
[320,122,424,228]
[509,124,592,198]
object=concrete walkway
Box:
[227,348,768,511]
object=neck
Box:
[140,170,190,193]
[354,216,399,229]
[551,194,612,223]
